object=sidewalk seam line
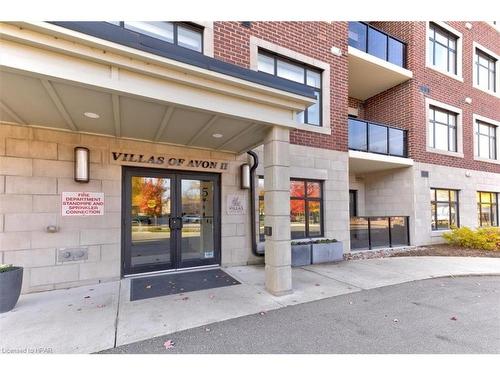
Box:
[113,281,122,348]
[299,266,365,290]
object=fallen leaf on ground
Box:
[84,296,90,299]
[163,340,175,349]
[450,316,457,321]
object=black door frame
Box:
[121,166,221,276]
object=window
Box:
[430,188,459,230]
[475,120,497,160]
[258,177,324,240]
[474,47,497,93]
[257,51,322,126]
[112,22,203,52]
[428,105,458,152]
[477,192,498,227]
[475,49,497,92]
[428,23,458,75]
[349,190,358,217]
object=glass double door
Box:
[123,167,220,275]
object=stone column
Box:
[263,126,292,296]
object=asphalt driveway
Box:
[102,275,500,354]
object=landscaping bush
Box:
[442,227,500,251]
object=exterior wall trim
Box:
[248,35,332,135]
[472,113,500,165]
[425,21,464,82]
[425,97,464,158]
[471,41,500,98]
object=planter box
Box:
[0,267,23,313]
[312,242,343,264]
[291,244,311,267]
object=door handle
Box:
[168,217,183,230]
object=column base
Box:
[265,287,293,297]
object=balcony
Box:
[348,118,413,173]
[350,216,410,250]
[348,22,413,100]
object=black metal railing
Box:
[348,22,407,68]
[348,118,408,157]
[350,216,410,250]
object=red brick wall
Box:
[361,21,500,173]
[213,22,349,152]
[213,22,499,173]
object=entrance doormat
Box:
[130,269,241,301]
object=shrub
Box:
[0,264,16,273]
[442,227,500,251]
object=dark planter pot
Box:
[312,242,344,264]
[0,267,23,313]
[291,244,312,267]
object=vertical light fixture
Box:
[240,163,250,189]
[74,147,90,183]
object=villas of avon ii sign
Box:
[111,152,229,171]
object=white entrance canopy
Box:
[0,22,315,153]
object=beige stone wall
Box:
[413,162,500,245]
[0,123,255,293]
[255,143,351,248]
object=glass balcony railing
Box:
[348,117,408,157]
[348,21,407,68]
[350,216,410,250]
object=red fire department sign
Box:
[61,192,105,216]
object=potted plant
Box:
[311,239,343,264]
[0,264,23,313]
[291,240,312,267]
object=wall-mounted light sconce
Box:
[74,147,90,183]
[465,97,472,104]
[240,163,250,189]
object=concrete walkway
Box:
[1,256,499,353]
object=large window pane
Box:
[436,202,450,229]
[306,70,321,88]
[124,21,174,43]
[290,200,306,239]
[348,22,367,51]
[290,180,305,198]
[388,38,404,67]
[308,201,321,237]
[306,181,321,198]
[368,123,388,154]
[389,128,405,156]
[350,217,369,250]
[277,59,304,84]
[348,118,367,150]
[307,91,320,126]
[177,25,202,52]
[434,43,448,71]
[434,123,449,150]
[369,217,390,248]
[258,53,275,75]
[367,28,387,61]
[390,217,408,246]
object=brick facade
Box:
[213,21,349,152]
[212,21,499,173]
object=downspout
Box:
[247,150,264,257]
